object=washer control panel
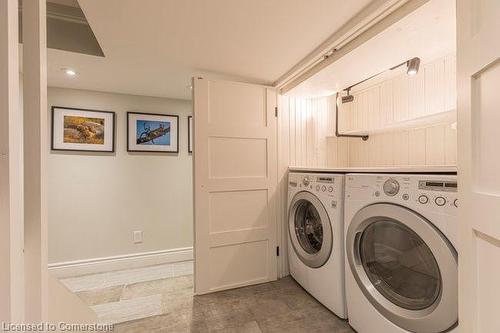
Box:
[289,173,341,197]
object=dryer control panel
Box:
[346,174,458,214]
[345,173,458,251]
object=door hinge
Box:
[275,106,278,117]
[276,246,280,256]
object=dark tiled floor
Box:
[114,276,354,333]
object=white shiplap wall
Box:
[279,54,457,170]
[279,95,348,169]
[340,54,457,167]
[347,123,457,167]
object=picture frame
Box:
[51,106,116,152]
[188,116,193,153]
[127,112,179,153]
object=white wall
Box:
[278,95,348,169]
[280,54,457,169]
[47,88,193,264]
[341,54,457,167]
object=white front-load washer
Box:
[344,173,458,333]
[288,172,347,319]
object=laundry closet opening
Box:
[36,0,459,330]
[277,1,458,333]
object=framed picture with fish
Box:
[51,106,115,152]
[127,112,179,153]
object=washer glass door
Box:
[289,191,332,268]
[295,200,323,254]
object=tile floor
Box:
[60,261,354,333]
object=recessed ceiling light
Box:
[63,68,77,76]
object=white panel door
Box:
[193,78,278,295]
[457,1,500,332]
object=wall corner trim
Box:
[48,247,193,278]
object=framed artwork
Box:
[188,116,193,153]
[127,112,179,153]
[51,106,115,152]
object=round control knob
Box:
[435,197,446,206]
[402,194,409,201]
[302,176,310,187]
[383,179,400,196]
[328,186,333,193]
[321,185,326,192]
[418,195,429,204]
[453,199,458,208]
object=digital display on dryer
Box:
[317,176,334,183]
[418,180,457,192]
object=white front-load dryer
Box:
[287,172,346,319]
[344,173,458,333]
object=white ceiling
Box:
[47,0,373,100]
[287,0,456,98]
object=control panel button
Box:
[374,191,380,197]
[453,199,458,208]
[418,195,429,204]
[402,194,409,201]
[302,176,310,187]
[321,185,326,192]
[383,179,400,196]
[435,196,446,206]
[328,186,333,192]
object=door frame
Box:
[0,0,24,322]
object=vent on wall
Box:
[18,0,105,57]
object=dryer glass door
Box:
[289,191,332,268]
[346,203,457,333]
[359,219,441,310]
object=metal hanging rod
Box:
[335,92,369,141]
[344,57,420,93]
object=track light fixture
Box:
[335,56,421,141]
[406,57,420,76]
[341,88,354,104]
[343,56,422,101]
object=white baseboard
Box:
[48,247,193,278]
